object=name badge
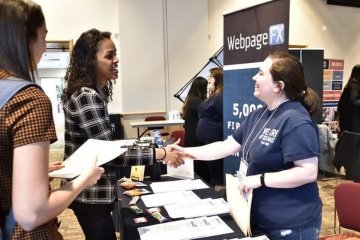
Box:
[238,158,248,182]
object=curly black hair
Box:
[62,28,114,102]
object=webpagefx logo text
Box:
[226,23,285,52]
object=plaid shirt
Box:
[0,85,62,240]
[62,87,155,204]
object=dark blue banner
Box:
[223,0,289,174]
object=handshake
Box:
[157,139,194,168]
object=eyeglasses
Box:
[207,75,214,79]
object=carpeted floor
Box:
[49,147,356,239]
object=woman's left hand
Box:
[48,161,64,173]
[237,174,262,195]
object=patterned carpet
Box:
[318,175,343,236]
[49,148,356,239]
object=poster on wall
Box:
[322,59,344,133]
[223,0,289,174]
[40,77,64,125]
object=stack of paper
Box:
[49,139,133,178]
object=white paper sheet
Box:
[164,198,229,219]
[49,139,133,178]
[166,160,194,179]
[138,216,234,240]
[141,190,200,208]
[150,179,208,193]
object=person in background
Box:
[196,67,224,187]
[337,64,360,135]
[0,1,104,239]
[61,28,183,240]
[169,52,322,240]
[180,76,208,181]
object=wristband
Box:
[157,148,167,161]
[260,173,266,187]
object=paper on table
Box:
[166,159,194,179]
[164,198,229,219]
[141,190,200,208]
[49,139,133,178]
[138,216,234,240]
[150,179,208,193]
[226,173,253,237]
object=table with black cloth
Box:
[115,175,263,240]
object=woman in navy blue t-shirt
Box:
[169,52,322,240]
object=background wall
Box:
[34,0,359,139]
[118,0,208,114]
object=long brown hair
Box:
[0,0,45,81]
[180,76,207,119]
[208,67,223,98]
[269,52,320,116]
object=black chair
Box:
[333,130,360,182]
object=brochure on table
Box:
[138,216,234,240]
[164,198,229,219]
[150,179,208,193]
[141,190,200,208]
[49,139,134,178]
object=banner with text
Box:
[322,58,344,133]
[223,0,289,174]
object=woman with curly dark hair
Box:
[62,29,183,240]
[62,30,114,103]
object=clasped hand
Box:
[165,142,196,163]
[160,139,185,168]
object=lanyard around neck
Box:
[241,100,288,161]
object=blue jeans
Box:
[263,212,322,240]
